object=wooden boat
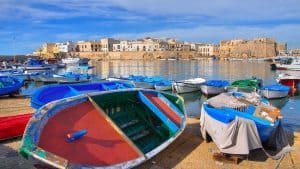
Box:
[172,78,206,93]
[31,81,135,109]
[0,113,32,141]
[154,80,172,91]
[200,80,229,95]
[20,89,186,168]
[261,84,290,99]
[113,75,164,89]
[0,75,24,96]
[200,92,282,154]
[226,77,263,93]
[276,73,300,95]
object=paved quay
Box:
[0,97,299,169]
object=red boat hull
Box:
[0,113,32,141]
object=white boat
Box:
[172,78,206,93]
[154,81,172,91]
[62,57,80,64]
[272,57,300,71]
[200,80,229,95]
[261,85,290,99]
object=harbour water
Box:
[20,60,300,131]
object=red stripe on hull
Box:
[144,94,182,126]
[0,113,32,141]
[37,101,140,166]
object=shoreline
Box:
[0,97,299,168]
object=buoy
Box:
[66,129,87,142]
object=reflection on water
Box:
[21,60,300,131]
[269,97,289,109]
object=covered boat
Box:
[0,113,32,141]
[31,81,135,109]
[114,75,164,89]
[17,58,53,71]
[0,75,24,96]
[200,92,282,155]
[20,89,186,168]
[261,84,290,99]
[172,78,206,93]
[200,80,229,95]
[226,77,262,93]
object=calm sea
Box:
[21,60,300,132]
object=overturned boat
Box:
[200,80,229,95]
[20,89,186,168]
[31,81,135,109]
[200,92,282,155]
[261,84,290,99]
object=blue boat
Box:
[261,84,290,99]
[0,76,24,96]
[200,80,229,95]
[120,75,164,89]
[31,81,135,109]
[201,92,281,144]
[54,72,97,84]
[154,80,173,91]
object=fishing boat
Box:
[172,78,206,93]
[200,92,282,155]
[226,77,263,93]
[276,73,300,95]
[119,75,163,89]
[154,80,172,91]
[0,113,32,141]
[0,75,24,96]
[17,58,53,71]
[62,57,80,64]
[200,80,229,95]
[261,84,290,99]
[20,89,186,168]
[55,72,96,84]
[31,81,135,109]
[270,57,300,71]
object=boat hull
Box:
[226,86,256,93]
[154,84,172,91]
[0,76,24,96]
[200,85,226,95]
[261,90,289,99]
[172,82,201,93]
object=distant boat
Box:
[31,81,135,109]
[270,57,300,71]
[200,92,282,154]
[172,78,206,93]
[17,58,53,71]
[0,75,24,96]
[0,113,32,141]
[226,77,263,93]
[62,57,80,64]
[200,80,229,95]
[261,84,290,99]
[276,73,300,95]
[20,89,186,168]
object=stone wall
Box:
[71,51,207,60]
[219,38,277,58]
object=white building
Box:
[101,38,120,52]
[197,44,219,56]
[55,41,76,53]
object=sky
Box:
[0,0,300,55]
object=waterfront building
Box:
[219,38,277,58]
[41,43,56,58]
[55,41,76,53]
[167,39,184,51]
[76,40,101,52]
[277,43,287,56]
[100,38,119,52]
[290,49,300,56]
[197,44,219,57]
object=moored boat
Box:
[0,75,24,96]
[20,89,186,168]
[271,57,300,71]
[172,78,206,93]
[154,80,172,91]
[226,77,262,93]
[200,80,229,95]
[276,73,300,95]
[31,81,135,109]
[0,113,32,141]
[261,84,290,99]
[200,92,282,155]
